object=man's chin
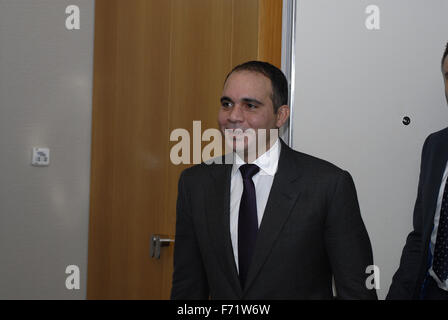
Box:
[229,138,246,152]
[232,141,259,162]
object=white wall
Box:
[291,0,448,299]
[0,0,94,299]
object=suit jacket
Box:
[387,127,448,299]
[171,139,377,299]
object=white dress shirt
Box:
[429,160,448,291]
[229,138,281,273]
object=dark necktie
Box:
[433,176,448,282]
[238,164,259,288]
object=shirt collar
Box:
[231,138,281,177]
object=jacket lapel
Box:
[205,161,243,297]
[243,141,303,292]
[425,135,448,233]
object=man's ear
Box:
[275,105,290,128]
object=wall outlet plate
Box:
[32,147,50,166]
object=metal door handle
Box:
[150,234,175,259]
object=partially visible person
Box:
[388,42,448,300]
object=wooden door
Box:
[87,0,283,299]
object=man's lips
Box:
[223,128,257,143]
[223,128,254,133]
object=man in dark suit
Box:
[171,61,377,299]
[388,43,448,300]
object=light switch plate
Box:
[32,147,50,166]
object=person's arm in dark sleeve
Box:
[386,136,431,300]
[171,170,209,299]
[325,170,378,300]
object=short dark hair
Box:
[225,61,288,113]
[442,42,448,67]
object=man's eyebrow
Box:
[241,97,263,105]
[220,96,264,105]
[220,96,233,103]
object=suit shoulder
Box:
[179,162,208,179]
[281,147,357,198]
[286,147,348,177]
[426,126,448,142]
[179,160,229,180]
[422,126,448,153]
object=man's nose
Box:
[228,104,244,122]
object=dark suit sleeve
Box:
[386,136,431,300]
[324,170,378,300]
[171,170,209,299]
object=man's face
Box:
[443,56,448,104]
[218,70,289,159]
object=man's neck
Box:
[238,137,279,164]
